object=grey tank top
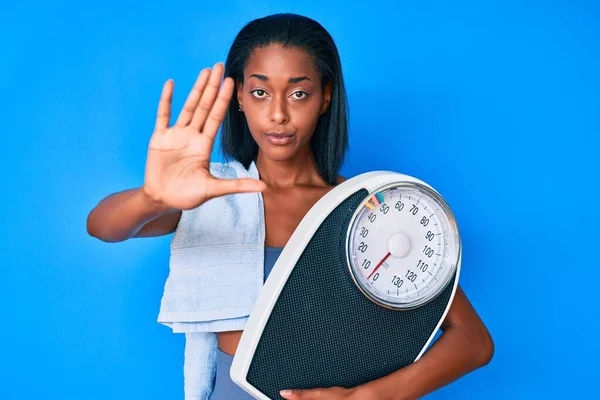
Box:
[211,247,283,399]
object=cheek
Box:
[244,115,262,138]
[242,109,269,141]
[294,101,323,130]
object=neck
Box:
[255,146,328,189]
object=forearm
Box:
[357,325,494,400]
[87,186,174,242]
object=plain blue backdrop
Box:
[2,0,598,398]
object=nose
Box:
[268,96,290,125]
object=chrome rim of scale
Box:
[346,182,461,311]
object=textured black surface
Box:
[247,189,456,399]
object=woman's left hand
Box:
[279,386,362,399]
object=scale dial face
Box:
[346,182,460,310]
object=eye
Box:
[250,89,267,98]
[291,91,308,99]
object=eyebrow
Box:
[249,74,311,83]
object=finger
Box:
[190,62,225,131]
[280,389,323,399]
[175,68,211,127]
[200,77,234,139]
[154,79,173,131]
[206,178,267,199]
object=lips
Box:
[265,132,294,137]
[264,132,295,145]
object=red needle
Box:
[367,252,391,280]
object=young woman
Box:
[87,13,494,400]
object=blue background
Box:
[2,0,598,398]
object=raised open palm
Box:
[143,63,266,211]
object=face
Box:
[237,44,332,162]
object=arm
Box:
[356,285,495,400]
[87,186,181,242]
[87,64,265,243]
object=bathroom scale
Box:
[230,170,462,399]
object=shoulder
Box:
[209,159,251,179]
[336,175,348,185]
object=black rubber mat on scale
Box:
[247,189,456,399]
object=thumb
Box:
[206,177,267,198]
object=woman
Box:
[87,13,494,400]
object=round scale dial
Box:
[346,182,460,310]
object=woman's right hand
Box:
[142,63,266,212]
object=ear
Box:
[236,80,244,110]
[320,81,332,115]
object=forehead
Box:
[244,44,319,80]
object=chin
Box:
[262,148,298,162]
[254,135,312,162]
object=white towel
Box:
[157,160,265,325]
[157,159,266,399]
